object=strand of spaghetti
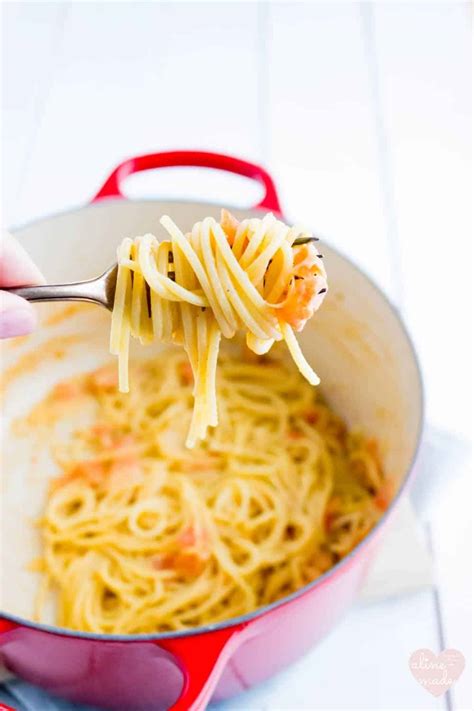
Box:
[264,245,294,304]
[172,240,199,381]
[212,220,284,335]
[245,332,274,355]
[118,272,132,392]
[139,279,154,345]
[207,221,280,334]
[136,234,206,306]
[156,240,173,343]
[160,217,220,312]
[245,219,288,286]
[110,238,133,355]
[214,249,270,340]
[140,244,164,344]
[279,321,320,386]
[130,249,148,344]
[200,225,281,340]
[238,215,272,270]
[229,219,250,260]
[206,219,243,334]
[186,310,210,446]
[198,219,237,337]
[196,311,214,440]
[205,318,221,428]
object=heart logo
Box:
[409,649,465,697]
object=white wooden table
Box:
[1,3,471,710]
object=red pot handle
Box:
[160,624,249,711]
[0,620,18,687]
[0,621,17,634]
[92,150,282,214]
[0,618,250,710]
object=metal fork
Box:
[5,265,119,312]
[4,237,318,311]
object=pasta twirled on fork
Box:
[110,211,327,447]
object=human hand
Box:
[0,230,45,338]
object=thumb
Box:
[0,230,45,286]
[0,289,38,338]
[0,230,44,339]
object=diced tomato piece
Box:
[89,366,118,391]
[178,525,210,547]
[317,550,334,570]
[178,361,194,385]
[178,526,197,547]
[152,525,210,576]
[109,457,141,487]
[152,551,205,577]
[116,434,135,449]
[110,455,139,476]
[52,460,107,490]
[374,480,393,511]
[52,381,82,401]
[174,551,207,576]
[324,496,342,531]
[304,409,319,425]
[90,425,135,451]
[186,457,218,472]
[91,423,115,448]
[287,429,303,440]
[324,512,334,532]
[366,438,381,461]
[71,460,107,486]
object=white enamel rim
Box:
[1,197,425,641]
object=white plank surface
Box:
[371,1,472,441]
[266,2,397,304]
[1,2,471,710]
[370,7,472,708]
[9,1,264,223]
[1,1,67,224]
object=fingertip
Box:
[1,230,45,286]
[0,291,38,339]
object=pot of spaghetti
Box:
[0,151,423,710]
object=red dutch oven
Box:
[0,151,423,710]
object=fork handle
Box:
[4,280,106,307]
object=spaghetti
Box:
[32,350,391,634]
[110,211,327,447]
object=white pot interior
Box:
[0,200,423,621]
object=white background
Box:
[1,2,472,710]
